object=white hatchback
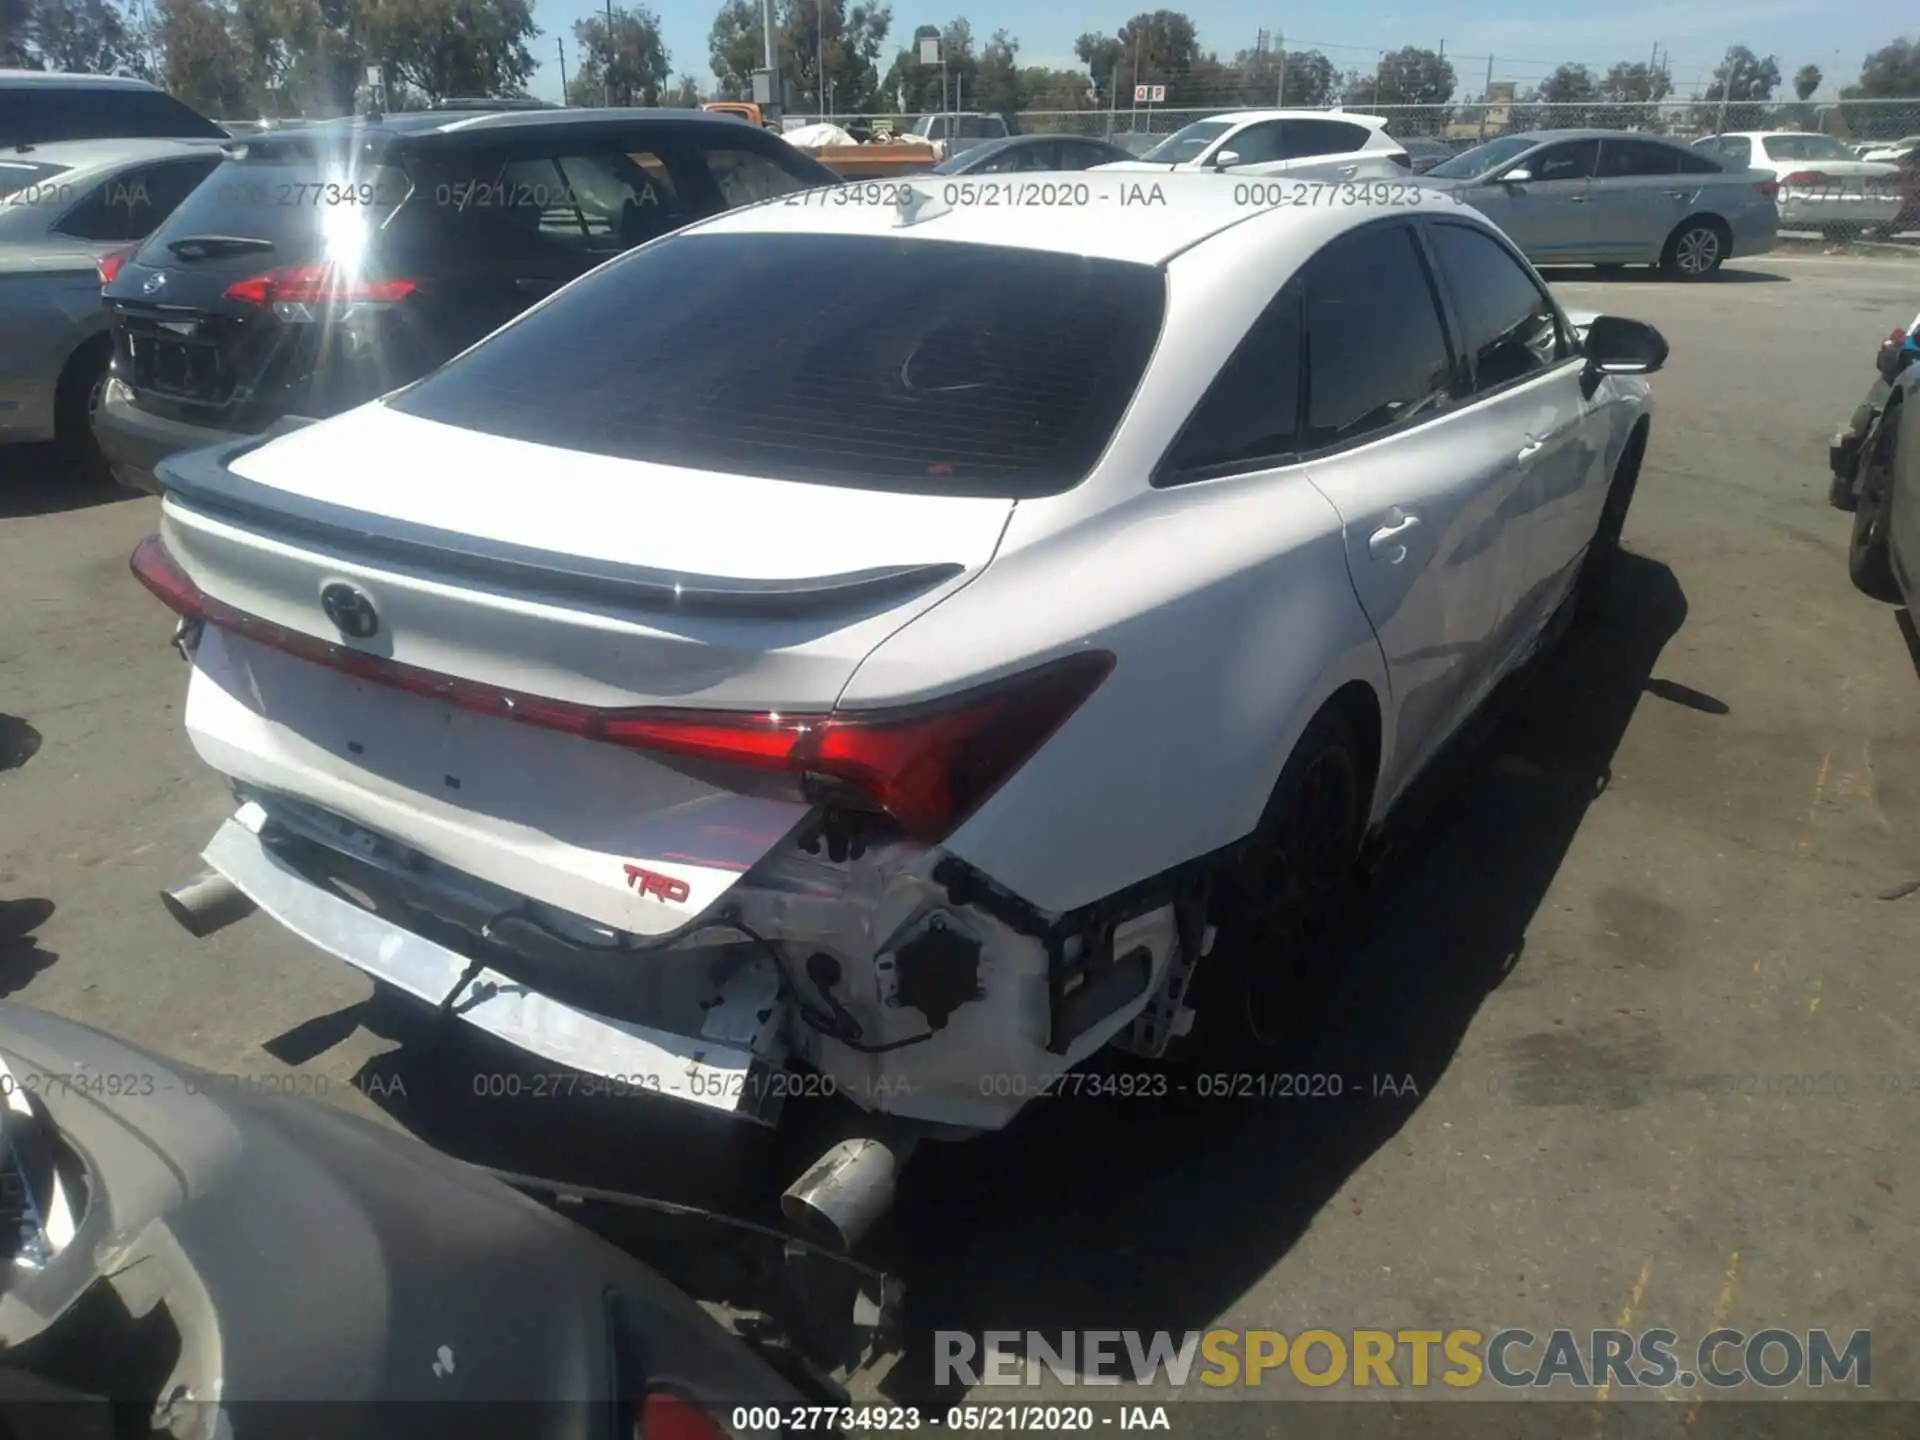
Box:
[1096,109,1412,180]
[134,176,1666,1245]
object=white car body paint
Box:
[160,175,1655,1132]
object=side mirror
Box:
[1877,332,1910,381]
[1212,149,1242,169]
[1584,315,1669,376]
[1501,167,1533,185]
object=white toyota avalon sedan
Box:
[131,174,1666,1247]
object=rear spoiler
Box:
[151,433,964,620]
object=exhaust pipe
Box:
[161,869,256,938]
[781,1134,918,1255]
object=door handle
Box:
[1338,164,1359,179]
[1368,512,1422,562]
[1517,434,1546,461]
[1566,195,1589,203]
[1666,189,1693,200]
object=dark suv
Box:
[94,108,838,491]
[0,70,226,145]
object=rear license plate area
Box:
[128,332,224,399]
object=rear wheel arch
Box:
[1660,214,1730,276]
[1322,679,1383,827]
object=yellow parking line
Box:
[1797,750,1831,854]
[1683,1250,1742,1425]
[1593,1258,1653,1408]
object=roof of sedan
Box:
[1,136,228,169]
[1508,128,1694,143]
[689,171,1442,265]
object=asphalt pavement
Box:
[1,251,1916,1422]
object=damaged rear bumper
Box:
[203,801,787,1125]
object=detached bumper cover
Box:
[201,808,783,1125]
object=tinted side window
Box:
[95,89,223,139]
[1222,121,1286,165]
[1301,224,1454,449]
[1708,136,1751,167]
[1059,141,1108,170]
[697,145,812,204]
[1283,119,1371,160]
[1674,148,1723,174]
[1161,283,1302,481]
[1426,222,1567,394]
[54,156,221,242]
[1596,139,1679,177]
[1528,140,1599,181]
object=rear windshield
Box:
[135,150,409,265]
[0,85,224,145]
[0,159,73,201]
[1760,134,1857,163]
[387,231,1167,497]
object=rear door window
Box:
[1527,140,1600,181]
[1700,136,1751,167]
[1596,139,1680,177]
[1159,282,1302,482]
[1300,222,1455,450]
[1220,121,1286,165]
[386,231,1168,497]
[695,145,812,206]
[54,156,221,242]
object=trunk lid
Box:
[159,403,1013,934]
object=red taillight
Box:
[1755,179,1779,201]
[129,533,1112,845]
[98,243,139,286]
[1891,330,1909,345]
[634,1393,729,1440]
[1780,170,1837,187]
[223,261,419,306]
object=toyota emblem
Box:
[141,271,166,295]
[320,582,380,639]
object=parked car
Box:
[1395,136,1456,174]
[0,1000,810,1430]
[93,108,839,494]
[1858,135,1920,164]
[1095,108,1412,178]
[1692,131,1902,238]
[1845,318,1920,604]
[1829,314,1920,511]
[0,138,225,479]
[929,132,1133,174]
[1422,129,1778,277]
[128,173,1666,1252]
[906,112,1011,160]
[0,70,226,146]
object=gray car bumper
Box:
[93,380,243,494]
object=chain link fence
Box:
[789,97,1920,151]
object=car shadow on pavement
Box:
[0,716,41,772]
[0,899,59,996]
[874,550,1692,1404]
[0,446,136,521]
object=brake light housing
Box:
[1755,178,1779,201]
[223,261,418,315]
[634,1393,730,1440]
[129,532,1113,846]
[98,243,139,286]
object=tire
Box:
[1659,219,1726,279]
[1849,404,1902,603]
[1185,704,1368,1057]
[1573,421,1649,616]
[52,337,113,485]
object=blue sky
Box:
[521,0,1899,104]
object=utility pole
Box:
[818,0,826,117]
[1716,51,1737,132]
[1276,30,1287,107]
[557,36,567,104]
[1478,52,1493,140]
[604,0,616,106]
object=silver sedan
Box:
[1422,128,1779,277]
[0,137,224,478]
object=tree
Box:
[1073,29,1122,98]
[1018,64,1090,110]
[1344,46,1453,132]
[710,0,890,113]
[372,0,539,104]
[1699,44,1779,131]
[1537,62,1596,105]
[153,0,247,116]
[1852,38,1920,98]
[1278,47,1335,106]
[1,0,36,66]
[1221,42,1333,108]
[26,0,139,72]
[666,72,701,105]
[1111,9,1203,104]
[1793,63,1821,102]
[880,16,972,114]
[1599,60,1670,104]
[970,26,1018,112]
[565,5,666,106]
[232,0,366,118]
